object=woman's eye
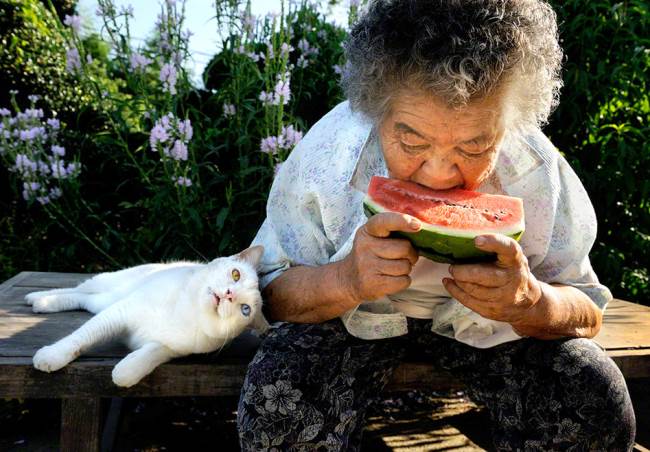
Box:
[457,147,491,158]
[232,268,240,281]
[401,142,429,154]
[240,304,251,316]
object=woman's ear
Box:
[235,245,264,271]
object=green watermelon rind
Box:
[363,197,524,264]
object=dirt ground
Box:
[0,380,648,451]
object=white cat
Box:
[25,246,268,387]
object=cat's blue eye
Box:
[240,304,251,317]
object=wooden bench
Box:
[1,271,650,451]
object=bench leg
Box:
[61,397,101,452]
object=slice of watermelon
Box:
[363,176,525,263]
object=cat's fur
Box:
[25,246,268,387]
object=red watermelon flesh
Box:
[363,176,525,262]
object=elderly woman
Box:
[237,0,636,450]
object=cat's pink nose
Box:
[225,289,235,300]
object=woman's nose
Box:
[416,154,461,190]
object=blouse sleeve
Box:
[250,147,335,290]
[530,156,613,309]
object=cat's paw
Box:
[24,291,47,306]
[31,296,62,313]
[33,345,77,372]
[111,361,144,388]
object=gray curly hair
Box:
[341,0,564,130]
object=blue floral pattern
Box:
[238,319,636,451]
[251,101,612,345]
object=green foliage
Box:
[0,0,350,282]
[0,0,647,307]
[0,0,89,116]
[41,0,76,20]
[547,0,649,303]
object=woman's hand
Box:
[442,233,543,325]
[339,212,420,303]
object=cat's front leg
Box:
[25,288,80,307]
[33,341,81,372]
[111,342,176,388]
[33,307,124,373]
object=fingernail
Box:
[409,218,421,229]
[448,265,454,275]
[442,278,451,284]
[475,236,486,246]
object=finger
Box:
[442,278,496,320]
[449,263,510,287]
[474,233,522,268]
[374,238,419,264]
[365,211,421,238]
[377,258,413,277]
[379,274,412,294]
[454,280,503,302]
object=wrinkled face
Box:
[378,91,506,191]
[197,255,263,340]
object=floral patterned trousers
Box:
[237,318,636,451]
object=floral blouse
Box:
[250,101,612,347]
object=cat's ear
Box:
[235,245,264,271]
[247,309,270,335]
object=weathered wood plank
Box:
[12,271,93,288]
[594,299,650,350]
[61,398,101,452]
[1,271,650,398]
[0,356,267,397]
[0,357,462,397]
[606,349,650,379]
[0,271,33,295]
[0,353,646,400]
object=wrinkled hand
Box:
[339,212,420,302]
[442,234,542,325]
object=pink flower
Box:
[119,5,134,17]
[14,154,38,175]
[297,39,319,57]
[36,196,51,205]
[63,14,82,33]
[273,78,291,105]
[173,176,192,187]
[149,124,169,150]
[130,53,153,72]
[297,55,309,68]
[66,48,81,73]
[279,42,294,59]
[260,136,280,155]
[159,63,178,95]
[169,140,188,160]
[50,161,70,179]
[49,187,63,199]
[51,145,66,156]
[222,103,236,117]
[178,118,193,141]
[282,125,303,148]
